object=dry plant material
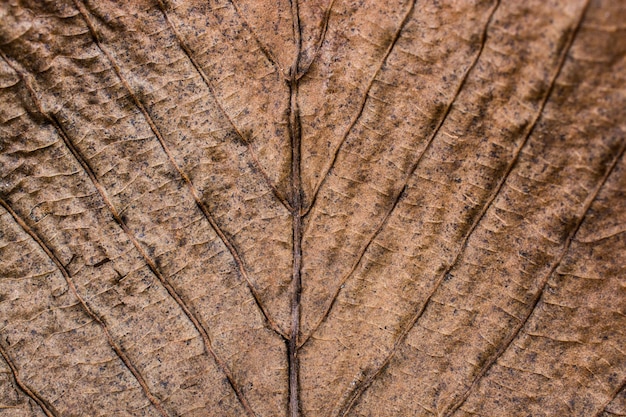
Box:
[0,0,625,416]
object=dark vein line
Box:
[302,0,418,216]
[446,139,625,417]
[298,0,500,348]
[4,39,257,417]
[295,0,336,80]
[0,343,57,417]
[288,0,303,416]
[288,91,303,417]
[0,53,171,417]
[0,197,168,417]
[336,2,590,415]
[298,187,405,348]
[155,0,293,214]
[228,0,287,76]
[596,377,626,417]
[74,0,288,344]
[70,5,269,415]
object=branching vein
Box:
[447,131,625,417]
[302,0,418,216]
[0,342,57,417]
[299,0,501,349]
[73,0,287,343]
[0,196,169,417]
[0,52,173,417]
[336,2,594,414]
[3,36,257,417]
[154,0,293,213]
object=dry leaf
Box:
[0,0,624,416]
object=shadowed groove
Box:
[0,197,168,417]
[288,0,303,416]
[334,1,592,415]
[298,0,501,348]
[596,377,626,417]
[74,0,288,343]
[228,0,288,76]
[302,0,418,216]
[295,0,336,79]
[153,0,294,214]
[446,137,626,417]
[1,47,256,417]
[0,343,57,417]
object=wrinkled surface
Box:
[0,0,624,416]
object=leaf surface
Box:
[0,0,624,416]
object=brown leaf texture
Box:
[0,0,624,416]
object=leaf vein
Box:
[153,0,294,214]
[0,196,168,417]
[335,0,594,412]
[0,343,57,417]
[299,0,500,349]
[4,37,255,417]
[302,0,418,216]
[447,134,625,417]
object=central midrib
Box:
[288,0,304,416]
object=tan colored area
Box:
[0,0,624,416]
